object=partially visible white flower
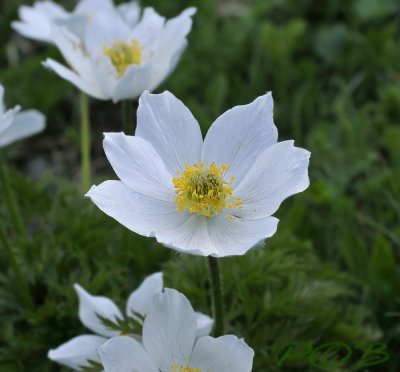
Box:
[0,84,45,148]
[12,0,138,44]
[48,273,213,371]
[86,90,310,257]
[98,288,254,372]
[42,6,196,102]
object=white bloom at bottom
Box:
[48,273,213,370]
[0,84,45,148]
[98,289,254,372]
[86,90,310,257]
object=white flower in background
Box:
[99,288,254,372]
[48,273,213,371]
[86,91,310,257]
[0,84,45,148]
[42,5,196,102]
[12,0,140,44]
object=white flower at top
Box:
[42,4,196,102]
[12,0,140,44]
[86,90,310,257]
[48,273,213,371]
[0,84,45,148]
[98,288,254,372]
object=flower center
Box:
[172,162,243,217]
[102,39,142,77]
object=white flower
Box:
[42,5,196,102]
[11,0,139,44]
[98,288,254,372]
[48,273,213,371]
[0,84,45,148]
[86,91,310,257]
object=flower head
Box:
[42,5,196,102]
[48,273,213,370]
[87,91,310,257]
[0,84,45,148]
[98,289,254,372]
[12,0,137,44]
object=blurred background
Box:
[1,0,400,370]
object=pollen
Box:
[103,39,142,77]
[172,162,243,217]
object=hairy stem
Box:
[207,256,225,336]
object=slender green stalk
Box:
[80,93,91,192]
[0,225,33,309]
[121,100,134,134]
[207,256,225,336]
[0,151,25,237]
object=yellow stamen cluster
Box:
[172,162,243,217]
[102,39,142,77]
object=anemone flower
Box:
[42,5,196,102]
[86,91,310,257]
[12,0,140,43]
[0,84,45,148]
[98,288,254,372]
[48,273,213,370]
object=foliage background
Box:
[1,0,400,370]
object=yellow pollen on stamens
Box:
[102,39,142,77]
[172,162,243,217]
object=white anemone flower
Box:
[0,84,45,148]
[42,5,196,102]
[48,273,213,371]
[86,91,310,257]
[98,288,254,372]
[12,0,140,44]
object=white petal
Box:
[0,109,45,148]
[111,63,153,103]
[84,9,130,57]
[143,288,196,371]
[207,214,279,257]
[98,336,158,372]
[50,25,93,78]
[0,107,19,136]
[155,214,216,256]
[156,213,278,257]
[0,84,5,114]
[136,91,203,175]
[148,40,187,92]
[126,272,163,318]
[117,1,141,28]
[202,93,278,187]
[234,140,310,219]
[86,180,189,237]
[12,2,68,43]
[74,284,123,338]
[103,132,174,201]
[74,0,114,15]
[147,8,196,89]
[190,335,254,372]
[130,7,165,47]
[48,334,107,371]
[43,59,108,99]
[194,312,214,338]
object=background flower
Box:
[48,273,213,370]
[87,90,310,257]
[0,84,45,148]
[11,0,138,43]
[42,5,196,101]
[99,289,254,372]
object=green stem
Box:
[121,100,134,134]
[80,93,91,192]
[207,256,225,336]
[0,151,25,237]
[0,225,34,309]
